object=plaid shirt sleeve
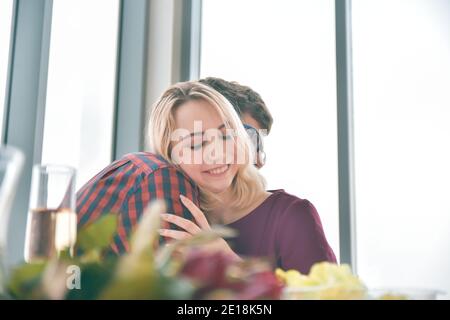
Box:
[76,157,199,255]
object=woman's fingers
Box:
[158,229,191,240]
[160,213,201,234]
[180,194,210,230]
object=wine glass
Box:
[24,164,77,263]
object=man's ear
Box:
[256,150,266,168]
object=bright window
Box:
[201,0,340,258]
[352,0,450,297]
[41,0,120,189]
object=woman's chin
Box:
[202,182,232,194]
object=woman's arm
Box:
[159,195,242,262]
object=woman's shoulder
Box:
[265,189,320,223]
[266,190,337,271]
[266,189,312,209]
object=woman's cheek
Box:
[180,163,203,184]
[171,143,196,165]
[230,164,240,179]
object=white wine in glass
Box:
[24,165,77,263]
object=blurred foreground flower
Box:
[5,200,283,300]
[276,262,367,300]
[179,249,283,300]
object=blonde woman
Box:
[148,81,336,274]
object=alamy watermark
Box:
[66,265,81,290]
[170,121,267,166]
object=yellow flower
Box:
[277,262,367,300]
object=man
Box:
[77,78,273,254]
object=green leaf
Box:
[155,275,195,299]
[76,214,117,252]
[99,259,156,299]
[129,200,164,256]
[7,262,46,299]
[99,268,194,300]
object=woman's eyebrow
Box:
[180,123,226,141]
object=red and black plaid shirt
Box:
[76,152,199,254]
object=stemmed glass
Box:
[24,165,77,263]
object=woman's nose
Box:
[203,137,226,165]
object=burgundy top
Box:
[226,189,337,274]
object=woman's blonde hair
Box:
[146,81,266,213]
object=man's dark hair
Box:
[199,77,273,133]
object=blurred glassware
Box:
[24,164,76,263]
[367,287,445,300]
[282,285,367,300]
[0,146,24,295]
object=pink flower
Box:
[179,249,284,300]
[234,271,284,300]
[180,249,235,288]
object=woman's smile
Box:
[202,164,230,177]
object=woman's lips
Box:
[203,164,230,176]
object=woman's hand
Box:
[158,194,241,261]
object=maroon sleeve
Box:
[277,199,337,274]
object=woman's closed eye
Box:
[190,133,232,150]
[190,141,206,150]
